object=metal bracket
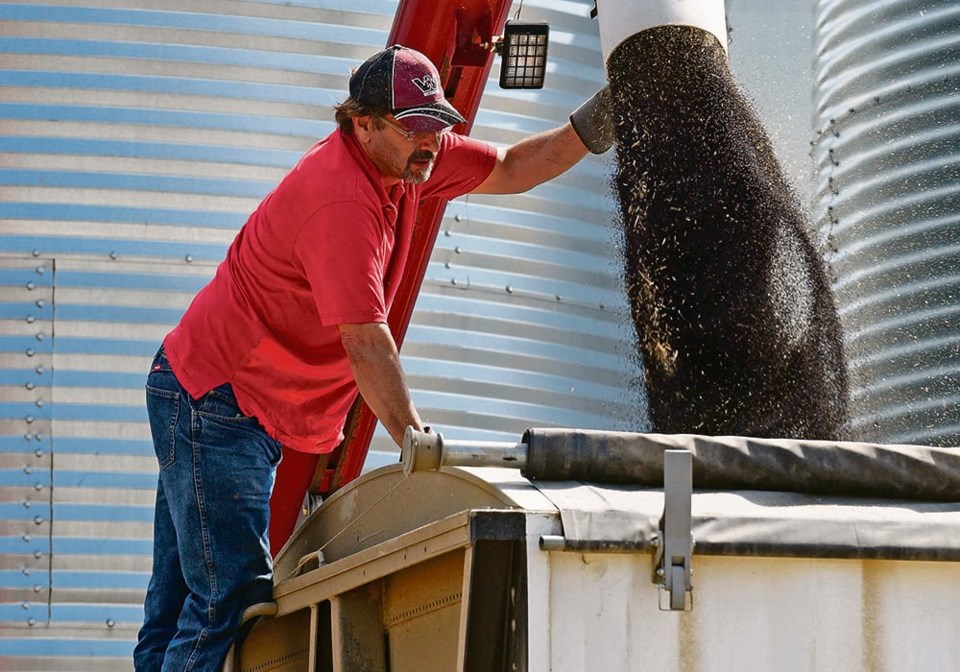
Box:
[652,450,694,611]
[221,601,278,672]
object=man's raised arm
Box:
[471,88,614,195]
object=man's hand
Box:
[339,322,422,447]
[570,87,615,154]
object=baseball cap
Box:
[349,45,467,133]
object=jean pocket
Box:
[145,385,179,470]
[196,384,259,425]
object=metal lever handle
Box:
[401,427,526,475]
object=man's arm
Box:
[339,321,423,446]
[471,87,614,195]
[470,123,587,195]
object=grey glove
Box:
[569,86,615,154]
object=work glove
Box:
[569,86,615,154]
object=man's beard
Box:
[403,149,435,184]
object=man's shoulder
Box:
[285,131,376,203]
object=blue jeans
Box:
[134,347,282,672]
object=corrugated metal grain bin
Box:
[812,0,960,446]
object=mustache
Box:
[408,150,435,163]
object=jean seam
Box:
[183,627,209,672]
[186,408,218,670]
[164,397,179,470]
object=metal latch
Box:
[652,449,693,611]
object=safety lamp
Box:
[497,21,550,89]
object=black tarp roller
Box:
[522,428,960,501]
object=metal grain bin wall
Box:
[812,0,960,446]
[0,0,639,666]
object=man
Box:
[134,44,612,671]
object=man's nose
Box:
[418,132,440,152]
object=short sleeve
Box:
[291,200,388,326]
[421,133,498,200]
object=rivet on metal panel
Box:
[26,348,35,357]
[555,294,562,301]
[23,465,32,475]
[35,266,45,275]
[506,285,513,293]
[27,617,37,627]
[35,400,44,408]
[32,249,41,257]
[444,262,451,269]
[22,499,31,508]
[33,550,42,559]
[454,246,461,254]
[444,230,451,236]
[185,255,194,263]
[34,483,44,492]
[35,299,45,308]
[26,315,35,324]
[26,281,36,290]
[21,601,30,610]
[454,214,462,222]
[109,251,118,260]
[35,449,45,458]
[24,433,34,440]
[25,382,35,390]
[36,333,45,341]
[25,415,35,423]
[35,434,44,442]
[35,365,44,374]
[22,533,31,542]
[599,302,605,310]
[33,585,43,593]
[451,278,458,285]
[33,515,43,525]
[21,567,31,576]
[106,619,116,628]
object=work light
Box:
[498,21,550,89]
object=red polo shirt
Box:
[163,129,496,453]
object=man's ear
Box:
[353,115,376,143]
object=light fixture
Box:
[497,21,550,90]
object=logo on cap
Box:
[412,75,439,97]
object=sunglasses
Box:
[379,116,447,143]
